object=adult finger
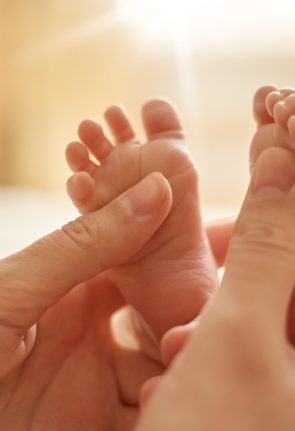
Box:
[0,173,172,365]
[159,149,295,368]
[216,147,295,334]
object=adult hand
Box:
[0,173,172,430]
[136,147,295,431]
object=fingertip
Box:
[125,172,172,217]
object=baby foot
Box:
[251,85,295,344]
[66,100,217,340]
[251,85,295,171]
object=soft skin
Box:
[0,174,173,430]
[0,172,231,431]
[66,99,217,342]
[136,147,295,431]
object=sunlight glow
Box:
[11,0,295,66]
[117,0,218,47]
[117,0,295,49]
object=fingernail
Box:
[125,173,168,215]
[253,147,295,195]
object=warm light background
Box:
[1,0,295,224]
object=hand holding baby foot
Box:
[66,99,217,345]
[136,147,295,431]
[0,176,172,430]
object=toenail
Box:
[276,100,287,109]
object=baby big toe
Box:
[141,99,185,141]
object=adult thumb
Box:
[214,146,295,338]
[135,148,295,431]
[0,173,171,373]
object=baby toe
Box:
[105,105,138,144]
[266,87,295,117]
[253,85,277,126]
[66,141,89,172]
[66,172,95,213]
[78,119,114,162]
[141,98,185,141]
[273,92,295,129]
[66,141,97,176]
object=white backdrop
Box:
[0,188,77,257]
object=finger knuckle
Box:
[62,215,103,251]
[232,217,294,258]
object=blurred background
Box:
[1,0,295,254]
